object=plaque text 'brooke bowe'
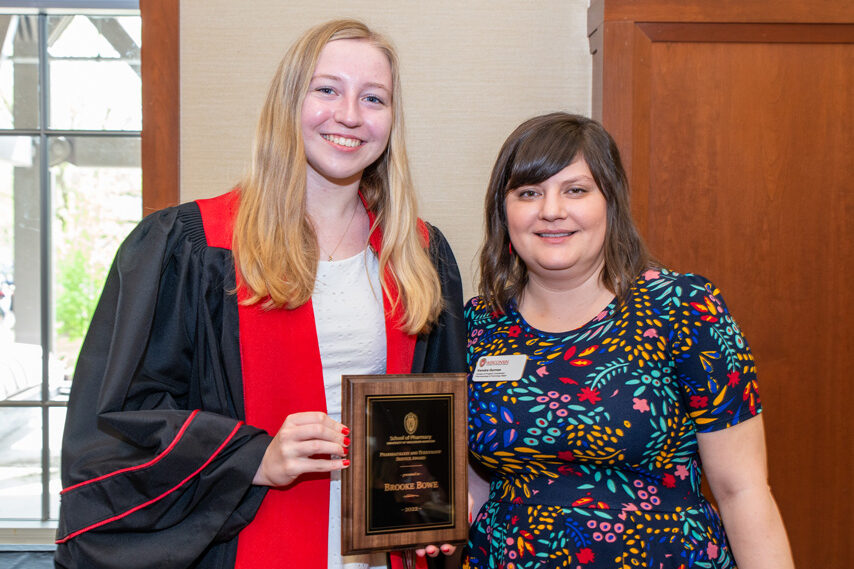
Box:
[341,373,467,554]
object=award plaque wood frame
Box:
[341,372,468,555]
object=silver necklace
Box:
[320,201,359,261]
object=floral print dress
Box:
[464,269,760,569]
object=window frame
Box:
[0,0,178,541]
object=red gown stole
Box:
[197,191,422,569]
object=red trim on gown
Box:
[197,190,421,569]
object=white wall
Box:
[180,0,592,297]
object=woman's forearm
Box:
[715,486,795,569]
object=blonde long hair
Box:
[233,19,441,334]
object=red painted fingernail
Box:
[341,426,350,435]
[468,512,473,524]
[343,437,351,446]
[342,459,350,467]
[343,446,349,455]
[441,545,450,553]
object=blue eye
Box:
[364,95,385,105]
[316,87,335,95]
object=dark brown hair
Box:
[478,112,654,312]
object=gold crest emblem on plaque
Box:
[404,412,418,435]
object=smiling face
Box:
[505,155,608,284]
[301,39,393,189]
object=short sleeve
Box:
[669,274,761,432]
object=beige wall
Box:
[180,0,591,297]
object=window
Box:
[0,1,141,527]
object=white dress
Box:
[313,248,388,569]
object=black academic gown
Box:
[54,198,466,569]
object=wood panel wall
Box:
[589,2,854,567]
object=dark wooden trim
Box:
[140,0,180,216]
[598,21,636,185]
[627,25,651,238]
[595,0,854,24]
[637,22,854,44]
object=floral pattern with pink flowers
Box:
[464,269,759,569]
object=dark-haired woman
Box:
[464,113,793,568]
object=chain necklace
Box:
[319,201,360,262]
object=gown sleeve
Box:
[670,273,762,433]
[412,224,467,375]
[55,204,271,569]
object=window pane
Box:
[0,9,141,524]
[48,15,141,131]
[0,406,42,519]
[0,136,42,402]
[0,15,40,130]
[51,135,140,374]
[50,405,66,519]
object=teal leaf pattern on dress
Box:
[464,269,757,569]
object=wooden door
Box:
[589,2,853,567]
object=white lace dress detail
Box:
[313,248,387,569]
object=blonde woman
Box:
[56,20,465,569]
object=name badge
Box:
[472,354,528,382]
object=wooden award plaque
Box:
[341,373,468,554]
